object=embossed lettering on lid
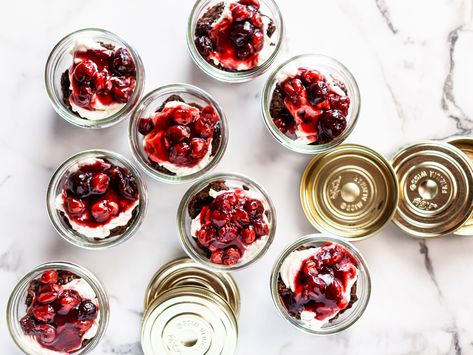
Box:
[391,141,473,238]
[300,144,399,240]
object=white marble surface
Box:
[1,0,473,354]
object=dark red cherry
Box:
[281,78,304,98]
[78,300,98,321]
[211,210,230,227]
[307,81,329,106]
[117,172,138,200]
[319,110,347,142]
[91,200,110,223]
[111,48,135,75]
[232,4,250,21]
[253,219,269,236]
[73,60,97,83]
[32,305,55,323]
[229,21,255,48]
[20,315,36,335]
[165,125,191,145]
[174,107,198,125]
[222,247,241,265]
[138,118,154,135]
[112,84,133,103]
[217,223,239,243]
[90,173,110,194]
[244,199,264,217]
[194,119,214,138]
[301,70,323,84]
[57,290,81,315]
[210,250,224,264]
[67,172,92,198]
[232,208,250,227]
[239,0,260,9]
[235,43,254,59]
[39,270,58,284]
[169,142,191,165]
[241,225,256,244]
[197,225,217,247]
[251,30,264,51]
[76,85,93,106]
[189,138,208,159]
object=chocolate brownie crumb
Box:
[242,184,250,191]
[266,18,276,38]
[25,279,39,307]
[60,70,72,111]
[188,180,229,219]
[98,42,116,51]
[57,271,80,285]
[156,94,185,113]
[196,2,225,37]
[269,85,290,118]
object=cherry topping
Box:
[65,197,86,217]
[197,225,217,247]
[210,250,224,264]
[78,300,98,321]
[230,21,255,48]
[111,48,135,75]
[241,225,256,244]
[319,110,347,143]
[91,200,111,223]
[165,125,191,146]
[211,210,230,227]
[174,106,199,125]
[307,81,329,106]
[40,270,58,284]
[72,61,97,83]
[90,173,110,194]
[189,138,208,159]
[239,0,260,9]
[67,172,92,198]
[32,305,55,323]
[231,4,250,21]
[217,223,239,243]
[244,199,264,217]
[34,324,57,344]
[20,315,36,335]
[169,142,191,164]
[232,208,250,227]
[222,247,241,265]
[138,118,154,135]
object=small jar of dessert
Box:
[129,84,228,183]
[270,235,371,335]
[46,150,148,249]
[141,257,239,355]
[45,28,145,129]
[7,261,109,354]
[177,173,276,271]
[261,54,361,153]
[187,0,284,83]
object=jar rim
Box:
[177,172,277,271]
[46,149,148,249]
[261,53,361,154]
[270,234,371,335]
[6,261,109,354]
[186,0,285,83]
[44,27,145,129]
[128,83,229,184]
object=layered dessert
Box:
[55,158,140,239]
[61,39,136,120]
[188,180,271,265]
[277,242,359,329]
[19,270,100,354]
[194,0,277,71]
[270,67,351,144]
[138,95,221,176]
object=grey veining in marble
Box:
[1,0,473,354]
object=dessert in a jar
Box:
[129,84,228,183]
[262,54,360,153]
[7,262,109,354]
[178,173,276,270]
[187,0,284,82]
[141,257,239,355]
[271,235,371,334]
[45,28,144,128]
[47,150,147,249]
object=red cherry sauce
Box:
[274,68,350,144]
[19,270,99,353]
[207,0,267,70]
[61,159,139,230]
[195,188,269,265]
[141,101,219,169]
[281,242,358,322]
[69,44,136,111]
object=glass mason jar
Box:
[129,84,228,184]
[177,172,277,271]
[186,0,284,83]
[7,261,109,354]
[45,28,145,129]
[270,234,371,335]
[46,149,148,249]
[261,54,361,154]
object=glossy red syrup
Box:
[61,159,138,229]
[69,45,136,112]
[19,270,99,353]
[195,188,269,265]
[140,102,219,169]
[274,68,350,144]
[207,0,266,70]
[280,242,358,322]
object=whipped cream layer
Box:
[191,187,270,264]
[280,247,358,329]
[68,39,126,121]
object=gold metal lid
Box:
[144,257,240,316]
[300,144,399,240]
[391,141,473,237]
[141,286,238,355]
[448,138,473,236]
